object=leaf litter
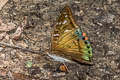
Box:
[0,0,119,80]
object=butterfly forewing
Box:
[51,5,93,64]
[52,6,77,51]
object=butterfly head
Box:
[74,28,93,61]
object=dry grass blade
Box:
[0,42,44,54]
[0,0,8,10]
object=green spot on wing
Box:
[81,46,92,60]
[82,55,89,61]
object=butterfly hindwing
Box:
[51,5,93,64]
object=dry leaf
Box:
[0,69,7,76]
[0,0,8,10]
[0,23,16,31]
[12,73,32,80]
[11,26,23,40]
[0,32,6,40]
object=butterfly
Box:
[50,5,93,65]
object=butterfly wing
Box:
[51,5,93,64]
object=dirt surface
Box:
[0,0,120,80]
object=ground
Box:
[0,0,120,80]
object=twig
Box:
[0,42,45,54]
[63,62,69,72]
